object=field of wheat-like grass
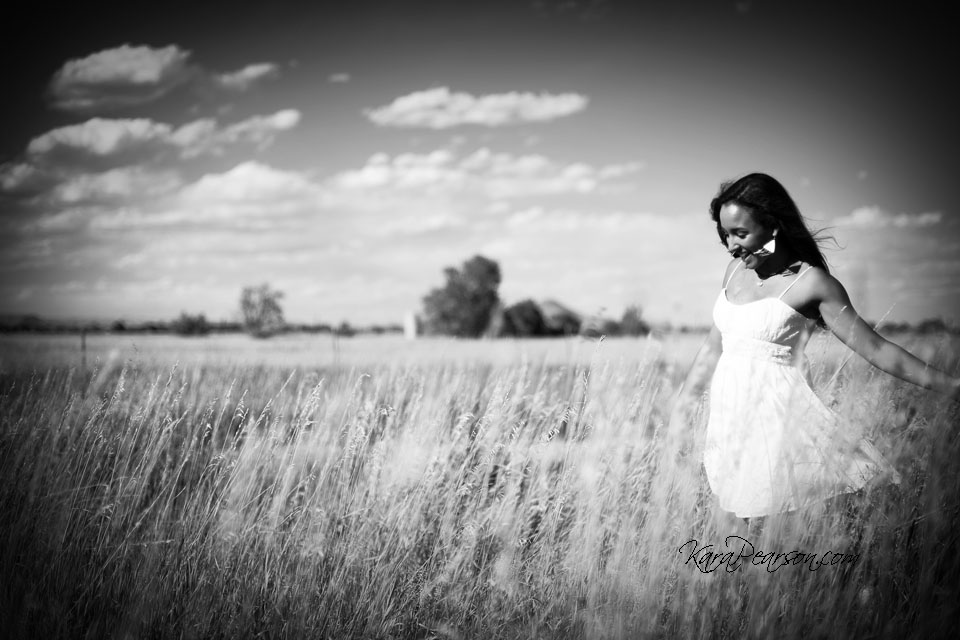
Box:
[1,333,958,639]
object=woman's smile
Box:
[732,250,761,270]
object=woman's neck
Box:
[756,249,798,279]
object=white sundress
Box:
[703,264,901,517]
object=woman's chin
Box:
[741,255,758,269]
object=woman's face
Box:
[717,202,775,270]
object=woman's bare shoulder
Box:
[799,265,847,302]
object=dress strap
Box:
[723,260,743,289]
[777,265,813,300]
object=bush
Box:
[502,299,548,337]
[171,312,211,336]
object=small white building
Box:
[403,311,420,340]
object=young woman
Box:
[670,173,960,519]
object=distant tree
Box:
[110,319,127,333]
[620,305,651,337]
[171,312,211,336]
[422,255,501,337]
[334,321,356,337]
[240,283,285,338]
[502,299,547,337]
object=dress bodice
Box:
[713,288,814,365]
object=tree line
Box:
[0,284,399,338]
[4,255,955,338]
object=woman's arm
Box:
[676,324,723,400]
[668,324,723,428]
[812,270,960,396]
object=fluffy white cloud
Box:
[20,110,301,167]
[168,119,218,148]
[180,110,301,158]
[47,44,194,110]
[365,87,589,128]
[50,167,182,205]
[835,206,943,228]
[180,161,318,204]
[177,110,302,156]
[330,147,641,197]
[213,63,280,90]
[28,118,173,158]
[46,44,281,111]
[333,150,457,190]
[164,162,331,224]
[1,111,302,225]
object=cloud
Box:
[28,118,173,160]
[177,109,301,158]
[179,161,319,205]
[330,147,642,198]
[835,206,943,228]
[49,167,183,205]
[328,73,351,83]
[6,145,640,238]
[15,162,326,238]
[365,87,589,128]
[213,63,280,90]
[47,44,195,110]
[12,110,301,174]
[1,110,301,221]
[46,44,280,111]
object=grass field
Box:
[1,332,959,638]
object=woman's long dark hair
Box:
[709,172,832,274]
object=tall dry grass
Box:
[0,335,958,639]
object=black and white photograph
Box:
[1,1,959,638]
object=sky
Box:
[1,0,958,328]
